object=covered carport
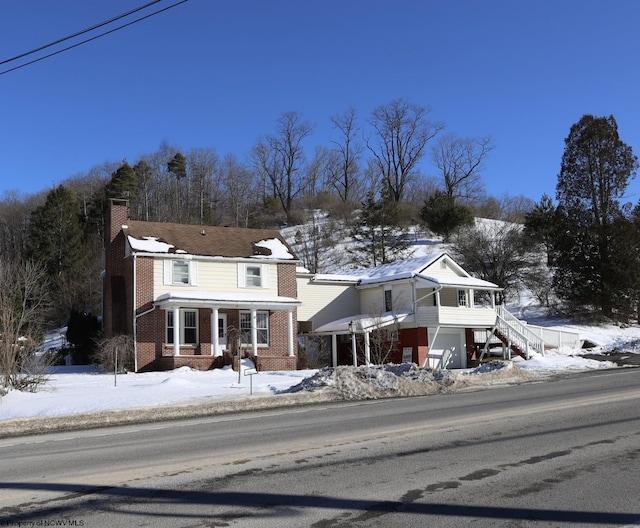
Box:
[312,310,415,366]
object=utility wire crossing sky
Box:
[1,0,640,203]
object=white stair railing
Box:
[482,306,545,360]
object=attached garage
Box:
[425,328,466,369]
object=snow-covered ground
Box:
[3,218,640,427]
[1,318,639,424]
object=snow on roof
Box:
[252,238,296,260]
[127,235,174,253]
[304,253,500,290]
[357,255,442,285]
[416,273,500,290]
[155,291,301,307]
[314,310,415,334]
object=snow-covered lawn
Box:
[0,362,318,421]
[1,316,639,433]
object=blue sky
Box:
[2,0,640,204]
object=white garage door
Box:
[427,331,465,369]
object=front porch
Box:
[135,291,301,372]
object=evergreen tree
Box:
[27,185,84,279]
[27,185,86,321]
[523,193,557,264]
[349,190,411,267]
[106,162,138,200]
[552,114,639,318]
[420,190,474,241]
[168,151,187,220]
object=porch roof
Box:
[415,273,501,290]
[313,310,415,335]
[155,291,301,311]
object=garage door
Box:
[427,331,464,369]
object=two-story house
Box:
[103,199,300,372]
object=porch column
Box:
[287,310,294,356]
[331,334,337,367]
[211,308,219,356]
[251,308,258,357]
[172,307,180,356]
[351,332,357,366]
[364,331,371,365]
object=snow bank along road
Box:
[1,368,640,527]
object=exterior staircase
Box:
[480,305,546,361]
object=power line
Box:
[0,1,164,66]
[0,0,189,76]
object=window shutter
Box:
[190,261,198,286]
[237,263,246,287]
[261,264,269,288]
[163,260,172,285]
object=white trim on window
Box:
[458,290,468,307]
[167,309,198,345]
[239,310,269,345]
[164,259,198,286]
[238,263,269,289]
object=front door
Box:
[218,313,227,349]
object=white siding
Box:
[296,278,360,329]
[391,283,413,311]
[423,257,467,279]
[359,287,383,314]
[154,258,279,298]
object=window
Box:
[246,265,262,287]
[173,261,189,284]
[238,263,269,288]
[239,311,269,345]
[164,259,197,286]
[384,289,393,312]
[167,309,198,345]
[457,290,468,307]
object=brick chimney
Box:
[103,199,129,337]
[107,199,129,246]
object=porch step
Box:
[493,328,527,360]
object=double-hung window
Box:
[172,261,189,284]
[239,311,269,345]
[164,259,197,286]
[167,309,198,345]
[246,265,262,287]
[238,263,269,288]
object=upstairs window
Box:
[164,259,197,286]
[384,289,393,312]
[246,264,262,287]
[238,263,269,288]
[172,261,189,284]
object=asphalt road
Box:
[1,368,640,527]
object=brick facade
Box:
[104,199,300,373]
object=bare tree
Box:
[0,190,38,260]
[251,111,314,222]
[216,153,255,227]
[187,147,219,225]
[96,334,135,374]
[432,133,493,203]
[327,106,363,204]
[451,221,534,304]
[366,98,444,202]
[0,258,51,393]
